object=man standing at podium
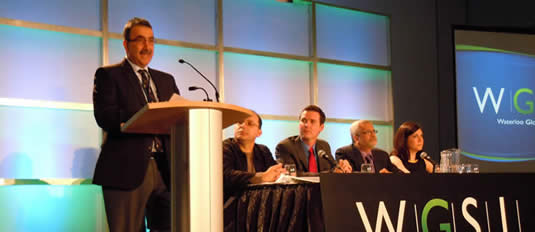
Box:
[275,105,352,174]
[92,17,179,232]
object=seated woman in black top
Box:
[389,121,433,174]
[223,112,285,200]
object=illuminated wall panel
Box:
[317,63,392,121]
[0,25,100,103]
[319,122,354,155]
[108,39,217,101]
[224,53,310,116]
[223,0,310,56]
[374,124,393,153]
[108,0,216,44]
[1,0,100,30]
[316,4,390,65]
[1,0,393,180]
[0,185,107,231]
[0,106,100,179]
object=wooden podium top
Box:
[121,99,254,134]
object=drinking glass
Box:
[456,164,465,174]
[284,164,297,176]
[472,164,480,173]
[464,164,473,173]
[361,164,374,173]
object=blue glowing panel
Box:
[108,0,216,45]
[374,125,393,153]
[0,106,100,179]
[317,63,392,121]
[319,122,352,155]
[0,185,108,231]
[0,25,100,103]
[108,39,217,101]
[320,123,393,156]
[223,0,310,56]
[224,53,310,116]
[316,4,390,66]
[456,51,535,162]
[1,0,100,30]
[224,119,300,155]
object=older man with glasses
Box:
[92,17,180,232]
[335,120,401,173]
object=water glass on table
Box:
[360,163,374,173]
[464,164,473,173]
[471,164,480,173]
[284,164,297,176]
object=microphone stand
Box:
[188,86,212,102]
[179,59,220,102]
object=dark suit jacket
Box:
[222,138,276,200]
[275,135,336,173]
[92,59,180,190]
[335,144,401,173]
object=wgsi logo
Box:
[355,197,520,232]
[472,87,534,114]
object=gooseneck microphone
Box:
[188,86,212,102]
[419,151,437,166]
[178,59,220,102]
[318,150,340,171]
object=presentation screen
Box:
[454,26,535,172]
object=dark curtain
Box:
[224,183,324,232]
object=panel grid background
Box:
[0,0,392,179]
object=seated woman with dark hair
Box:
[389,121,434,174]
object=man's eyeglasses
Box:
[237,121,259,128]
[128,36,155,44]
[359,130,378,136]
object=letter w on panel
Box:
[356,201,406,232]
[472,87,504,114]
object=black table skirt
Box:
[224,183,324,232]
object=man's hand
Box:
[378,168,392,174]
[333,159,352,173]
[260,163,285,182]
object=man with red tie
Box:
[275,105,352,174]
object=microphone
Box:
[419,151,437,166]
[318,150,340,171]
[179,59,220,102]
[188,86,212,102]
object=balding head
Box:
[350,120,377,151]
[350,120,372,138]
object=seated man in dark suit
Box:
[335,120,400,173]
[223,112,285,200]
[275,105,352,174]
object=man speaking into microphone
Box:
[92,17,179,232]
[275,105,352,174]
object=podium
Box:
[122,99,253,232]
